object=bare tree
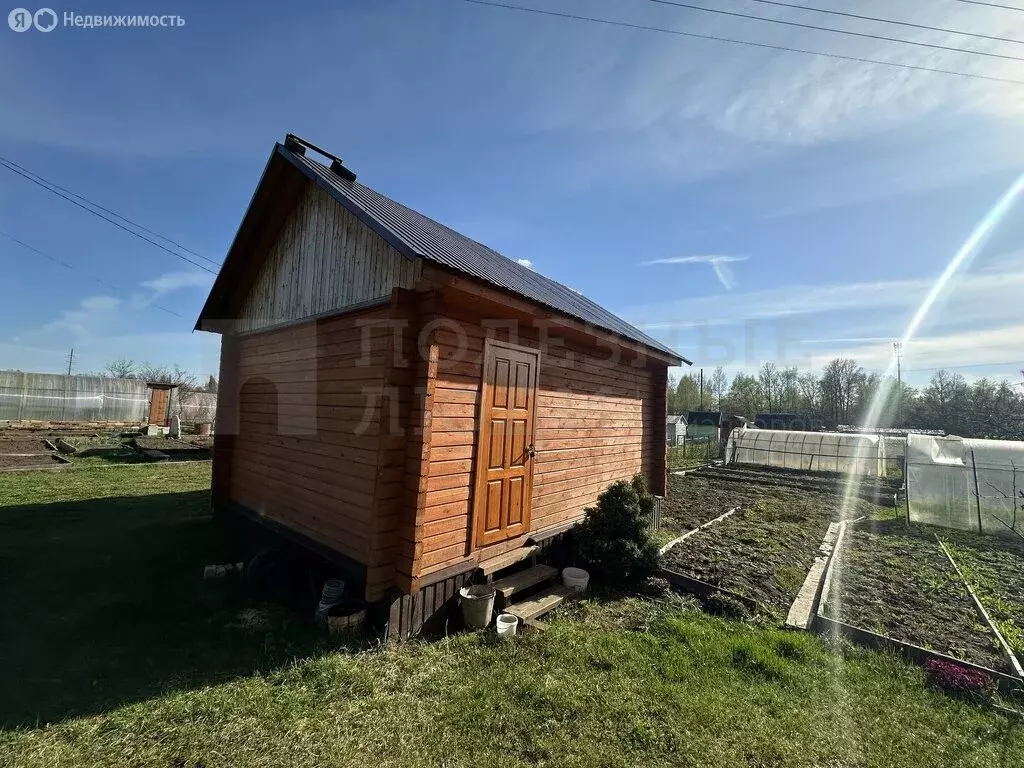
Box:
[104,358,137,379]
[709,366,729,410]
[758,362,781,412]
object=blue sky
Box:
[2,0,1023,386]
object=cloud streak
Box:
[642,254,749,289]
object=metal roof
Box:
[282,145,685,362]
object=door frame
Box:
[470,338,541,552]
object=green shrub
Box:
[573,477,660,584]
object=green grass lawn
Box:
[2,462,1022,767]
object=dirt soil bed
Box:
[663,485,878,615]
[0,453,59,470]
[0,438,51,454]
[938,529,1024,660]
[661,472,761,534]
[131,437,211,460]
[711,464,900,492]
[823,520,1006,671]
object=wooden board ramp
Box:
[506,585,573,622]
[492,564,557,601]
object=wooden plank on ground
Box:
[492,564,557,600]
[506,585,572,622]
[786,521,842,630]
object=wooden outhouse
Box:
[196,135,687,635]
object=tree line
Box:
[669,359,1024,440]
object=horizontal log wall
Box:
[235,183,420,333]
[224,306,394,570]
[415,299,660,579]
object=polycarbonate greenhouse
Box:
[725,427,887,476]
[906,433,1024,537]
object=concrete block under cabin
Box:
[194,134,688,639]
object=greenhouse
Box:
[725,427,887,476]
[906,433,1024,537]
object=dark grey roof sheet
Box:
[283,146,684,362]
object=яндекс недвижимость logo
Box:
[8,7,56,32]
[8,8,184,31]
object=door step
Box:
[506,585,573,622]
[479,545,539,576]
[492,564,557,601]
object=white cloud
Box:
[642,254,749,290]
[41,295,121,339]
[140,271,214,297]
[624,262,1024,332]
[516,258,534,269]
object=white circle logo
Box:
[33,7,56,31]
[8,7,32,31]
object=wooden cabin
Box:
[196,134,687,636]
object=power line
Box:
[0,229,187,319]
[642,0,1024,63]
[719,0,1024,45]
[0,155,219,267]
[0,157,218,274]
[456,0,1024,86]
[956,0,1024,11]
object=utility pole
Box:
[66,347,74,376]
[893,342,903,426]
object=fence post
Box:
[17,371,26,420]
[970,448,983,534]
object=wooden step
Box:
[506,585,573,622]
[479,545,539,576]
[491,564,557,600]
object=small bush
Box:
[573,478,661,584]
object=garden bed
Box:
[132,437,211,459]
[938,529,1024,662]
[660,472,760,535]
[662,486,871,615]
[822,520,1007,671]
[0,438,61,471]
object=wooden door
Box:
[148,388,169,425]
[473,340,540,548]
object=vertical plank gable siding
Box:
[236,184,420,333]
[416,303,658,577]
[229,307,394,572]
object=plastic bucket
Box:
[562,567,590,594]
[496,613,518,638]
[459,585,496,630]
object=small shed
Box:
[666,414,687,446]
[685,410,722,441]
[196,135,687,636]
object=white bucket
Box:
[459,585,496,630]
[496,613,518,638]
[562,567,590,594]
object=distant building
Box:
[667,414,687,446]
[686,410,722,441]
[753,412,823,431]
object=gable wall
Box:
[235,183,421,333]
[406,296,664,581]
